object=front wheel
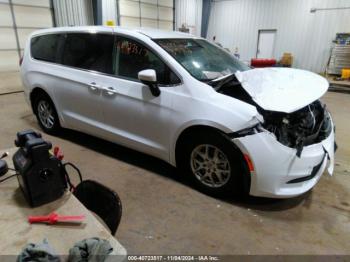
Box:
[179,132,250,196]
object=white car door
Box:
[52,30,115,136]
[99,36,182,160]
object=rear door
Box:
[52,30,116,135]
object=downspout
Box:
[201,0,212,38]
[92,0,103,25]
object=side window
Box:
[62,33,114,74]
[31,34,61,63]
[115,37,180,85]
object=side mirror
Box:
[138,69,161,97]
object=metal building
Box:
[208,0,350,73]
[0,0,53,71]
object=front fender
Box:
[169,116,261,166]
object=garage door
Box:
[0,0,53,72]
[118,0,174,30]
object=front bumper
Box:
[233,123,335,198]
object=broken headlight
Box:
[262,100,332,150]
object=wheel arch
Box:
[173,123,251,195]
[29,87,65,127]
[30,87,52,114]
[172,123,237,167]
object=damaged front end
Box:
[208,68,336,197]
[209,69,334,155]
[227,98,335,198]
[261,100,333,156]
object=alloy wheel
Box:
[190,144,231,188]
[37,100,55,129]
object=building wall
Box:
[53,0,94,26]
[208,0,350,73]
[175,0,202,36]
[0,0,53,72]
[101,0,116,25]
[91,0,202,32]
[118,0,174,30]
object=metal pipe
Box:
[310,7,350,13]
[0,2,50,9]
[49,0,56,27]
[8,0,21,60]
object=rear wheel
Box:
[179,131,250,196]
[33,93,61,134]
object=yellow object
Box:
[106,20,115,26]
[280,53,293,67]
[341,68,350,79]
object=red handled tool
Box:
[28,212,85,224]
[53,146,64,160]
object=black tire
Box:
[178,131,250,197]
[33,93,61,135]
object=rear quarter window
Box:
[31,34,61,63]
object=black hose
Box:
[0,174,17,183]
[63,162,83,183]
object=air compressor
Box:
[12,130,68,207]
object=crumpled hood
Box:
[235,68,329,113]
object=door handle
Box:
[104,87,117,96]
[89,82,101,91]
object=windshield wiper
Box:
[210,73,235,83]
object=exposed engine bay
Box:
[208,74,333,155]
[262,101,332,155]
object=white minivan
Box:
[21,26,335,198]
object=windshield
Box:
[155,38,250,81]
